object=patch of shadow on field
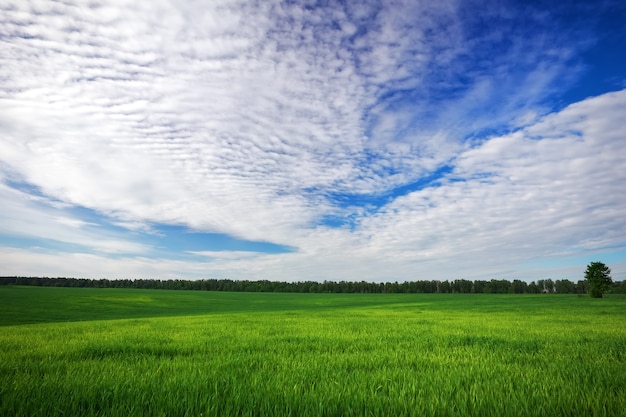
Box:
[0,287,430,326]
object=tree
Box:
[584,262,613,298]
[512,279,528,294]
[555,279,575,294]
[528,281,540,294]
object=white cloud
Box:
[0,177,152,255]
[351,89,626,280]
[1,0,378,243]
[0,246,226,280]
[0,0,624,282]
[184,89,626,282]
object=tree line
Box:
[1,276,625,294]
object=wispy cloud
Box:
[1,0,624,281]
[0,178,152,255]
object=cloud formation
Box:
[1,0,625,282]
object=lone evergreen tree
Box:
[584,262,612,298]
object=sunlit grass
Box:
[1,287,624,416]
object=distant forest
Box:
[2,276,625,294]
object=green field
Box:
[1,286,624,416]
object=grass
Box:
[1,286,625,416]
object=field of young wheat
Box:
[0,286,624,416]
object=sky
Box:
[1,0,625,283]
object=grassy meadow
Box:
[0,286,624,416]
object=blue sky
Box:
[1,0,625,282]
